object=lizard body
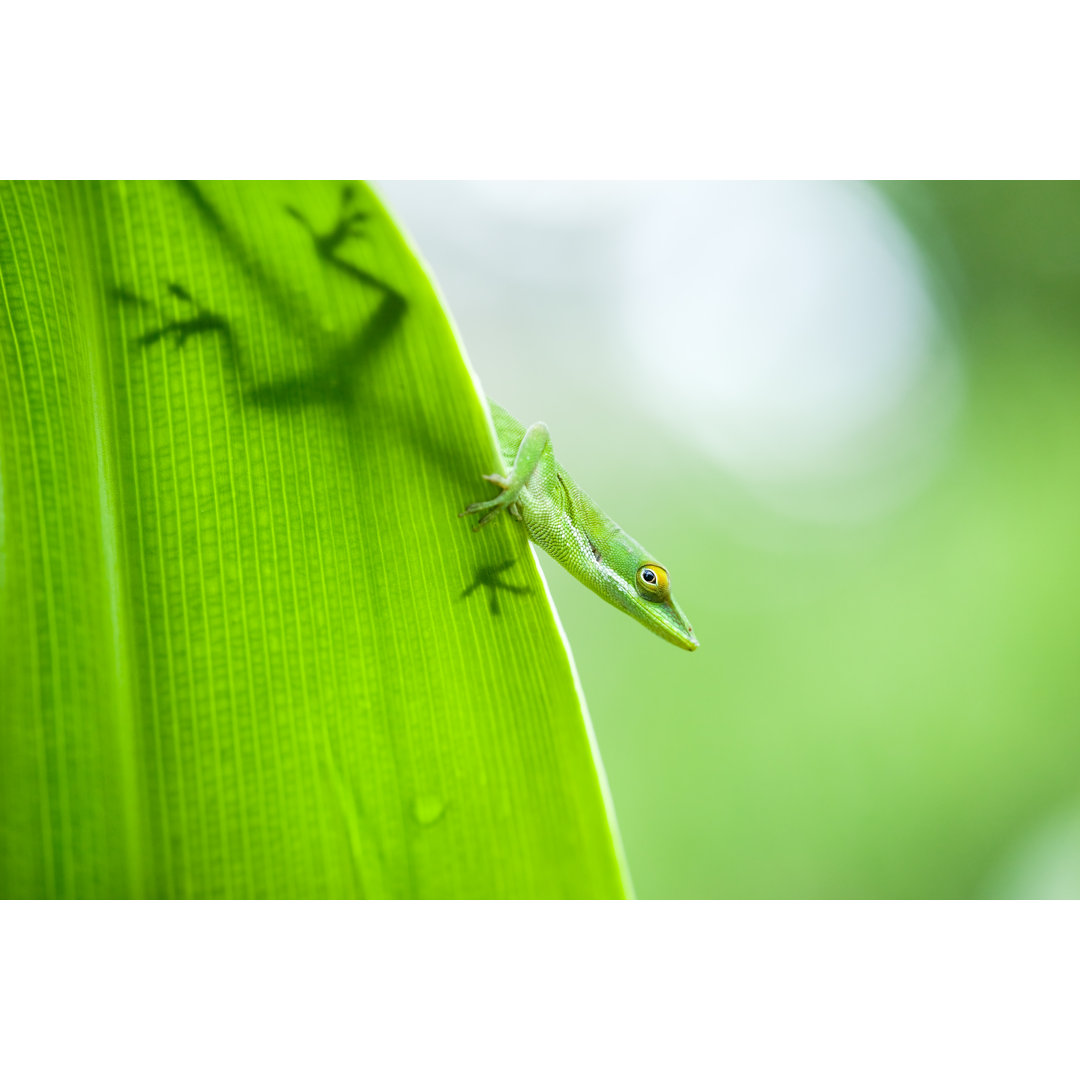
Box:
[461,400,698,651]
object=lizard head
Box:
[583,530,699,651]
[627,559,699,651]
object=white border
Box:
[3,904,1078,1079]
[4,2,1080,177]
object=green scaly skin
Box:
[461,400,699,651]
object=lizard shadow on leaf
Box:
[174,180,407,409]
[242,183,408,411]
[459,559,531,616]
[176,179,311,339]
[132,183,502,589]
[122,183,409,418]
[113,281,246,407]
[283,184,390,293]
[136,283,233,349]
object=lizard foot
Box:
[459,475,518,530]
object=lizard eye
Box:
[636,563,670,601]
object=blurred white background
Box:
[379,181,962,525]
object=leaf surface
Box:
[0,180,627,899]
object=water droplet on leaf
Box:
[413,795,446,827]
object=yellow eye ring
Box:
[637,563,670,601]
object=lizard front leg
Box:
[460,421,550,530]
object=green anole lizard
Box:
[461,400,699,651]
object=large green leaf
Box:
[0,180,628,898]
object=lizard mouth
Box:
[647,600,699,651]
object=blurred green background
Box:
[382,181,1080,899]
